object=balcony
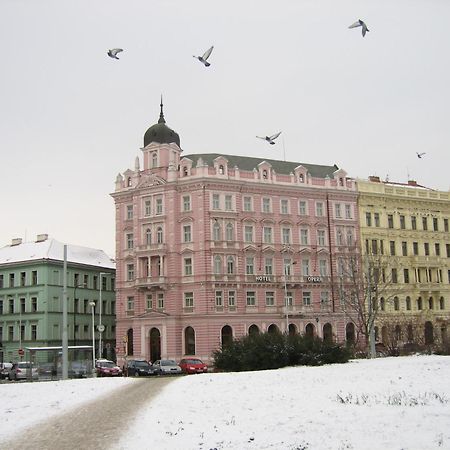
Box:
[135,243,167,254]
[135,276,166,288]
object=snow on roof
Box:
[0,238,115,269]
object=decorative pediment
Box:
[180,247,194,254]
[243,245,258,252]
[179,216,194,223]
[137,174,167,188]
[298,247,312,254]
[261,245,275,254]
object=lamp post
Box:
[89,301,96,376]
[281,245,293,334]
[98,272,109,359]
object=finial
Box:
[158,94,165,124]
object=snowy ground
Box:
[1,356,450,450]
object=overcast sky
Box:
[1,0,449,257]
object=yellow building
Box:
[357,177,450,352]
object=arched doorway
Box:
[184,326,195,355]
[221,325,233,347]
[323,323,333,343]
[288,324,297,336]
[346,323,355,344]
[424,321,434,345]
[126,328,134,356]
[305,323,315,338]
[248,324,259,336]
[149,327,161,362]
[267,324,280,334]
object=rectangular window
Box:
[127,296,134,311]
[146,294,153,310]
[300,229,309,245]
[225,195,233,211]
[444,218,449,232]
[157,293,164,309]
[0,300,3,315]
[282,228,291,244]
[145,199,152,216]
[183,225,192,243]
[440,297,445,310]
[435,243,440,256]
[285,291,293,307]
[320,291,329,305]
[422,217,428,230]
[316,202,324,217]
[126,205,133,220]
[366,212,372,227]
[9,273,15,288]
[20,272,26,287]
[9,297,14,314]
[184,257,193,276]
[156,198,163,215]
[400,215,406,229]
[345,204,352,219]
[228,291,236,307]
[391,268,398,283]
[299,201,307,215]
[281,199,289,214]
[336,229,344,246]
[243,196,252,212]
[127,264,135,281]
[31,325,37,340]
[185,292,194,308]
[212,194,220,210]
[447,244,450,258]
[182,196,190,212]
[262,198,271,213]
[246,257,254,275]
[413,242,419,255]
[8,325,14,341]
[246,291,256,306]
[265,291,275,306]
[303,291,311,306]
[126,233,134,249]
[319,260,327,277]
[404,268,410,283]
[244,225,254,243]
[302,259,310,276]
[433,217,438,231]
[346,228,354,246]
[264,257,273,275]
[411,216,417,230]
[20,297,26,313]
[335,204,341,218]
[402,241,408,256]
[263,227,272,244]
[424,242,430,256]
[374,213,380,227]
[388,214,394,228]
[317,230,326,246]
[0,275,3,288]
[390,241,396,256]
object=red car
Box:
[179,358,208,374]
[95,359,123,377]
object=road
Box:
[1,376,174,450]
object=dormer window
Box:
[152,152,158,168]
[127,177,132,187]
[299,174,304,183]
[183,166,188,177]
[219,165,224,175]
[340,178,344,186]
[263,169,268,179]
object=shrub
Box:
[213,332,351,372]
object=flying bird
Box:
[348,19,369,37]
[416,152,426,159]
[256,132,282,145]
[193,46,214,67]
[107,48,123,59]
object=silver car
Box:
[152,359,182,375]
[8,362,39,381]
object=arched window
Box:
[407,324,414,342]
[145,228,152,245]
[152,152,158,168]
[425,321,434,345]
[406,296,411,310]
[323,323,333,343]
[156,227,163,244]
[213,222,221,241]
[225,223,234,241]
[219,165,224,175]
[305,323,315,338]
[183,166,188,177]
[248,324,259,336]
[380,297,385,311]
[346,323,355,343]
[417,296,423,310]
[227,256,234,275]
[395,325,402,341]
[184,326,195,355]
[299,174,304,183]
[262,169,268,179]
[394,296,399,311]
[288,323,297,336]
[126,328,134,356]
[127,177,132,187]
[221,325,233,347]
[429,297,434,310]
[214,255,222,274]
[374,326,379,341]
[267,324,280,334]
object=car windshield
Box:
[135,361,151,367]
[18,362,34,368]
[161,360,176,366]
[98,361,116,368]
[184,359,203,365]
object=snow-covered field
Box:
[1,356,450,449]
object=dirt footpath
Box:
[2,377,174,450]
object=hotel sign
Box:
[255,275,272,282]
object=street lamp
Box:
[89,301,96,376]
[281,245,294,334]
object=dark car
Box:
[125,359,156,377]
[95,359,122,377]
[179,358,208,374]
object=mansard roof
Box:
[183,153,339,179]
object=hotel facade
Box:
[113,105,361,364]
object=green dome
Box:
[143,103,180,147]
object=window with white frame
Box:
[299,200,307,215]
[228,291,236,307]
[246,256,254,275]
[157,293,164,309]
[346,228,354,246]
[126,233,134,249]
[225,195,233,211]
[264,257,273,275]
[345,204,352,219]
[317,229,326,246]
[316,202,324,216]
[184,257,193,276]
[214,255,222,274]
[263,226,272,244]
[303,291,311,306]
[146,294,153,310]
[337,257,345,276]
[302,259,310,276]
[282,228,291,244]
[213,221,221,241]
[183,224,192,243]
[127,264,135,281]
[151,152,157,168]
[183,195,191,212]
[319,260,327,276]
[336,228,344,246]
[300,229,309,245]
[144,199,151,216]
[227,256,235,274]
[285,291,293,306]
[156,227,163,244]
[243,196,252,212]
[184,292,194,308]
[265,291,275,306]
[145,228,152,245]
[212,193,220,210]
[246,291,256,306]
[244,225,254,243]
[281,199,289,214]
[126,205,133,220]
[215,291,223,307]
[156,198,163,215]
[320,291,329,305]
[284,258,293,276]
[226,223,234,241]
[127,296,134,310]
[335,203,342,218]
[262,197,271,213]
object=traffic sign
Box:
[97,324,105,333]
[18,348,24,356]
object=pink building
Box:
[112,104,360,365]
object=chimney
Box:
[11,238,22,246]
[369,176,380,183]
[36,234,49,242]
[408,180,418,186]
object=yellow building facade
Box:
[357,177,450,351]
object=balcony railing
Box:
[135,276,166,287]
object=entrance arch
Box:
[305,323,315,338]
[184,326,195,355]
[248,324,259,336]
[268,324,280,334]
[221,325,233,347]
[288,323,297,336]
[346,323,355,344]
[149,327,161,362]
[323,323,333,343]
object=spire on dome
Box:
[158,95,165,124]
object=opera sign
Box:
[306,276,322,283]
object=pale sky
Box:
[1,0,449,257]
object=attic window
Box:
[152,153,158,168]
[339,178,344,186]
[219,165,224,175]
[262,169,268,179]
[183,167,188,177]
[127,177,132,187]
[299,174,304,183]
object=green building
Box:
[0,234,116,364]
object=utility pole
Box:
[62,245,68,379]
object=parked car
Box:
[95,359,122,377]
[0,362,13,380]
[179,358,208,374]
[69,361,89,378]
[8,362,39,381]
[125,359,156,377]
[38,362,57,379]
[152,359,182,375]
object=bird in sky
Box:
[416,152,426,159]
[348,19,369,37]
[107,48,123,59]
[193,46,214,67]
[256,132,282,145]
